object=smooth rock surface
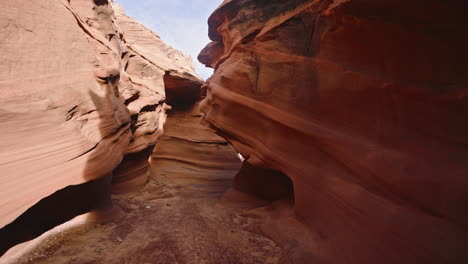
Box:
[0,106,287,264]
[199,0,468,263]
[110,1,203,193]
[0,0,200,243]
[0,0,129,231]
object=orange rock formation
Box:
[0,0,201,254]
[199,0,468,263]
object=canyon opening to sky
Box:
[0,0,467,264]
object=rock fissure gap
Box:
[1,0,467,263]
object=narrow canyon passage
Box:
[2,106,285,264]
[1,1,467,263]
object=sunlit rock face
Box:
[199,0,468,263]
[109,2,203,193]
[0,0,201,239]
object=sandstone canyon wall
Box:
[0,0,201,252]
[199,0,468,263]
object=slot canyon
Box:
[0,0,467,263]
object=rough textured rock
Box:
[0,0,200,248]
[199,0,468,263]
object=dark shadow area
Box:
[164,72,202,110]
[233,161,295,202]
[0,72,123,257]
[0,175,111,256]
[93,0,108,6]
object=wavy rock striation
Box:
[199,0,468,263]
[0,0,201,253]
[109,2,203,193]
[152,103,241,181]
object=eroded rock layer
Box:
[152,104,241,176]
[109,2,203,193]
[199,0,468,263]
[0,0,201,240]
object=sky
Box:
[115,0,222,80]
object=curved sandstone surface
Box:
[199,0,468,263]
[0,0,200,234]
[109,2,203,193]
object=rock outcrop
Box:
[199,0,468,263]
[0,0,201,252]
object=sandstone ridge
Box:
[199,0,468,263]
[0,0,202,253]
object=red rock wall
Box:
[199,0,468,263]
[0,0,201,234]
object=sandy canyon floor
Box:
[1,111,290,264]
